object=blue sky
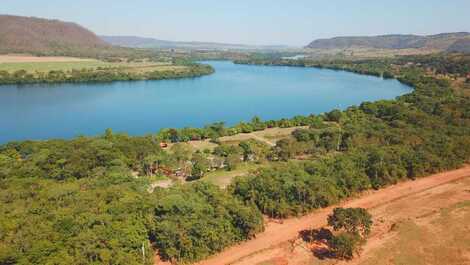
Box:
[2,0,469,46]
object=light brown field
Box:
[202,162,268,188]
[0,54,187,74]
[219,127,307,146]
[166,140,218,153]
[189,165,470,265]
[0,54,95,63]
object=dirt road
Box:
[193,165,470,265]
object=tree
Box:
[170,143,192,165]
[104,128,114,140]
[226,153,241,171]
[325,109,343,122]
[213,144,242,157]
[328,232,361,260]
[274,138,297,161]
[189,153,210,180]
[327,208,372,237]
[251,116,267,131]
[239,140,270,163]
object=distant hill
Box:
[306,33,470,52]
[100,35,290,51]
[447,39,470,53]
[0,15,112,57]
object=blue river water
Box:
[0,61,411,143]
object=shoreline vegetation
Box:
[1,53,469,264]
[0,60,214,85]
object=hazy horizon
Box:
[3,0,470,46]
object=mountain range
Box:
[0,14,469,56]
[100,35,290,51]
[306,33,470,52]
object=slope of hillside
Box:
[100,35,290,51]
[306,32,470,52]
[447,38,470,53]
[100,36,173,48]
[0,15,111,57]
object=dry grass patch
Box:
[219,127,307,146]
[0,60,114,72]
[202,162,266,188]
[166,140,218,152]
[359,201,470,265]
[0,55,95,63]
[0,55,188,74]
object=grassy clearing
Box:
[0,55,186,74]
[0,61,186,73]
[0,55,96,63]
[0,61,116,72]
[148,174,170,182]
[166,140,218,153]
[219,127,306,146]
[202,162,265,188]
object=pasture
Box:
[0,54,185,73]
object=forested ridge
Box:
[1,54,469,264]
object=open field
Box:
[0,55,96,63]
[165,127,305,153]
[354,200,470,265]
[219,127,307,146]
[166,140,219,152]
[192,165,470,265]
[202,162,266,188]
[0,54,183,73]
[0,60,115,72]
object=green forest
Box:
[1,54,469,264]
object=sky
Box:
[2,0,469,46]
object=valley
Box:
[0,6,469,265]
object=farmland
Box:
[0,55,186,73]
[0,55,214,84]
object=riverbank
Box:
[0,60,409,143]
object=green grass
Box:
[202,162,265,188]
[148,175,170,182]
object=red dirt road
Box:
[192,165,470,265]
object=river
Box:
[0,61,411,143]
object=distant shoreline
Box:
[0,57,214,85]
